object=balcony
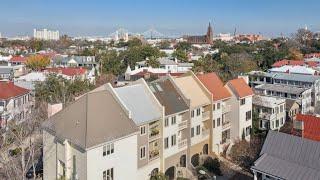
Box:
[149,127,160,141]
[258,113,276,121]
[222,120,231,129]
[202,129,210,138]
[178,120,188,130]
[178,139,187,149]
[149,149,160,161]
[202,111,210,121]
[222,105,231,114]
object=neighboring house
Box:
[44,67,88,81]
[136,57,193,73]
[123,66,185,82]
[42,88,138,180]
[292,114,320,141]
[225,78,254,142]
[285,99,300,121]
[269,65,318,75]
[0,66,14,80]
[197,72,233,154]
[254,84,312,114]
[172,72,212,168]
[251,130,320,180]
[253,95,286,131]
[149,77,190,178]
[0,81,32,128]
[52,55,98,69]
[14,72,47,91]
[248,71,320,110]
[9,55,27,65]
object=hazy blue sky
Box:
[0,0,319,37]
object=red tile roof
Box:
[295,114,320,141]
[10,56,27,63]
[305,61,318,67]
[45,67,87,77]
[197,72,231,101]
[305,53,320,58]
[272,59,304,67]
[0,81,30,100]
[227,78,254,98]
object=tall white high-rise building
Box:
[33,28,60,40]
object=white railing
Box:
[178,120,187,130]
[178,139,187,149]
[222,105,231,113]
[202,111,210,121]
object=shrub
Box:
[203,157,223,176]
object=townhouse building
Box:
[249,71,320,112]
[42,88,138,180]
[172,72,212,168]
[149,77,190,179]
[225,78,253,142]
[0,81,33,128]
[253,95,286,130]
[42,71,254,180]
[254,83,312,114]
[197,73,233,154]
[112,79,164,180]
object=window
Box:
[140,146,146,159]
[196,108,201,116]
[212,119,215,128]
[280,105,284,113]
[240,98,246,105]
[196,125,200,135]
[276,119,279,128]
[171,134,176,146]
[140,126,146,135]
[165,118,169,127]
[107,168,113,180]
[213,104,216,111]
[272,121,274,129]
[103,171,106,180]
[280,117,284,125]
[245,126,251,136]
[217,118,221,127]
[191,128,195,137]
[217,103,220,109]
[164,137,169,149]
[191,110,194,118]
[246,111,251,121]
[171,116,176,125]
[107,143,114,155]
[103,145,106,156]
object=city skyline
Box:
[0,0,320,37]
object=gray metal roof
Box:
[252,131,320,180]
[255,84,309,94]
[268,72,320,83]
[0,67,13,74]
[42,90,138,150]
[149,78,189,116]
[114,84,162,125]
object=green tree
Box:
[159,40,171,49]
[146,56,160,68]
[172,49,188,62]
[175,42,191,51]
[100,50,124,75]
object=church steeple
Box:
[206,22,213,44]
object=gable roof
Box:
[197,72,231,101]
[272,59,304,67]
[173,74,211,108]
[9,56,27,63]
[149,77,189,115]
[0,81,30,100]
[227,78,253,98]
[42,90,137,150]
[114,83,162,125]
[296,114,320,141]
[252,131,320,180]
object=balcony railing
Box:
[178,139,187,149]
[202,129,210,138]
[149,149,160,161]
[178,120,188,130]
[222,120,231,129]
[202,111,210,121]
[149,128,160,140]
[222,105,231,114]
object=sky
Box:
[0,0,319,38]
